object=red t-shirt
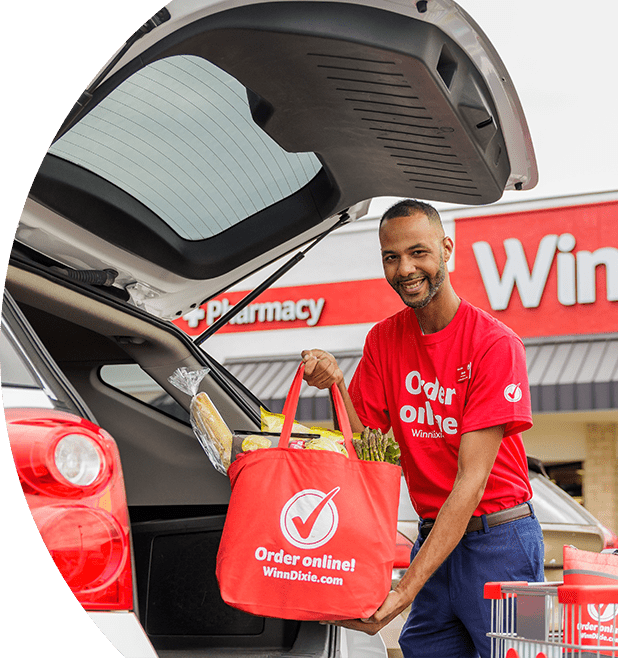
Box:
[349,299,533,519]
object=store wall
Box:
[523,414,587,463]
[584,423,618,532]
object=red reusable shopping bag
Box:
[563,545,618,655]
[216,363,401,621]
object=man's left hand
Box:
[320,590,408,636]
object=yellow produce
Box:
[241,435,272,452]
[304,437,348,457]
[260,407,312,434]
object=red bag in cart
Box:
[563,545,618,656]
[216,363,401,621]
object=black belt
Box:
[419,503,532,539]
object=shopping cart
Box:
[484,581,618,658]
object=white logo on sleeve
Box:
[280,487,340,549]
[504,383,523,402]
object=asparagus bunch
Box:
[352,427,400,465]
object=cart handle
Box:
[484,581,530,599]
[558,584,618,604]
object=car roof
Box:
[16,0,537,322]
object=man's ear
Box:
[443,236,454,262]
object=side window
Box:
[0,330,39,388]
[100,364,189,423]
[1,297,83,415]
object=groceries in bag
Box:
[168,367,233,475]
[231,430,319,462]
[353,426,401,465]
[261,407,400,464]
[260,407,313,435]
[241,434,272,452]
[167,367,401,476]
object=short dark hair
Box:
[380,199,442,230]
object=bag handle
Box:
[278,362,358,460]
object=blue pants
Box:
[399,505,544,658]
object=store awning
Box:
[225,334,618,421]
[525,333,618,413]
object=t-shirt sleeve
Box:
[460,335,532,438]
[348,330,391,433]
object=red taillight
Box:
[6,409,133,611]
[394,531,414,568]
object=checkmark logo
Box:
[291,487,340,539]
[280,487,340,549]
[588,602,618,623]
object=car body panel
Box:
[2,386,55,410]
[541,523,605,581]
[88,612,158,658]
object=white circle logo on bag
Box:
[587,603,618,623]
[504,383,523,402]
[280,487,340,549]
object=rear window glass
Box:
[49,55,321,241]
[100,364,189,423]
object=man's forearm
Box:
[394,474,485,604]
[392,425,503,608]
[335,379,365,433]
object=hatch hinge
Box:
[136,7,172,36]
[53,7,171,142]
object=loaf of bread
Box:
[191,392,233,471]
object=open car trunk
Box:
[20,0,536,322]
[5,264,337,657]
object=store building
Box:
[176,191,618,529]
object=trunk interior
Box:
[5,261,336,657]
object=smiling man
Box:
[302,199,544,658]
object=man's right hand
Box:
[301,349,365,433]
[301,349,343,390]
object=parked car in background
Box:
[394,456,613,586]
[2,0,538,656]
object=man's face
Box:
[379,212,452,309]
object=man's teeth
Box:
[401,279,424,291]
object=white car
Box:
[2,1,536,656]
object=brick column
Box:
[583,423,618,532]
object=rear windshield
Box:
[49,55,321,241]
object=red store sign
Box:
[175,199,617,339]
[450,199,617,337]
[175,278,403,336]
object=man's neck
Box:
[414,288,461,335]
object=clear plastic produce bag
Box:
[168,367,232,475]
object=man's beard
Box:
[397,255,446,309]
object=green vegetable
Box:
[352,427,400,465]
